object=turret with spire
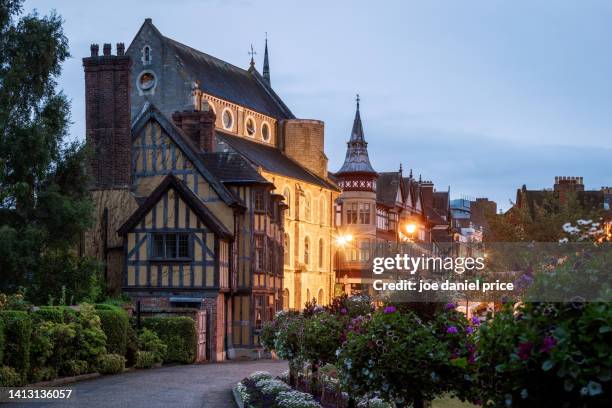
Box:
[263,35,271,86]
[336,95,377,192]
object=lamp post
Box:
[335,233,353,295]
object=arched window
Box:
[304,192,311,221]
[318,238,324,268]
[317,288,324,305]
[283,233,290,266]
[283,289,290,311]
[304,236,310,266]
[283,187,291,217]
[319,197,326,225]
[142,45,152,65]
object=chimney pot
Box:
[90,43,99,57]
[103,43,111,56]
[116,43,125,56]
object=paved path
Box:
[7,360,287,408]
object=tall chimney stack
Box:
[83,43,132,189]
[172,99,217,152]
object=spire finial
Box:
[409,168,413,179]
[356,93,360,111]
[399,163,403,174]
[249,44,257,67]
[263,35,271,85]
[419,174,422,183]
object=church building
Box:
[83,18,339,361]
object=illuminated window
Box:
[346,202,358,224]
[138,71,156,92]
[359,203,371,224]
[304,236,310,266]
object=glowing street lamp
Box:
[335,234,353,247]
[405,223,417,235]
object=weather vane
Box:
[249,44,257,66]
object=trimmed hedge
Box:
[0,317,4,363]
[0,311,32,378]
[95,307,128,356]
[98,353,126,375]
[32,307,65,323]
[143,317,197,364]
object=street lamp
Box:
[335,233,353,296]
[405,223,417,235]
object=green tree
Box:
[0,0,98,303]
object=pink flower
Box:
[518,341,533,360]
[384,305,397,314]
[540,336,557,353]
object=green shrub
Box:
[29,320,56,377]
[138,328,167,363]
[98,353,126,375]
[75,304,107,371]
[60,359,88,377]
[142,317,196,364]
[0,311,32,377]
[125,323,138,367]
[0,317,4,363]
[135,351,158,369]
[30,366,57,383]
[32,307,65,323]
[95,308,128,356]
[0,365,22,386]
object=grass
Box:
[432,396,478,408]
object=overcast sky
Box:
[25,0,612,211]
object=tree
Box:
[0,0,98,303]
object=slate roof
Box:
[199,152,271,185]
[163,36,294,120]
[337,100,377,175]
[376,172,402,207]
[216,131,339,191]
[117,174,232,239]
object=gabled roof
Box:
[199,152,271,185]
[118,174,232,239]
[377,172,403,207]
[216,131,339,192]
[131,102,241,208]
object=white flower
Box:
[577,219,592,225]
[248,371,273,382]
[558,237,569,244]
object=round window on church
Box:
[138,72,156,91]
[261,122,271,142]
[222,108,234,130]
[245,116,256,137]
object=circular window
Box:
[261,122,271,142]
[138,72,156,91]
[222,108,233,130]
[245,116,256,137]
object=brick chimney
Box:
[171,99,217,152]
[83,43,132,189]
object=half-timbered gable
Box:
[118,174,232,291]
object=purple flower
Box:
[384,305,397,314]
[445,303,456,310]
[340,307,348,315]
[518,342,533,360]
[540,336,557,353]
[466,326,474,334]
[446,326,458,334]
[471,316,480,325]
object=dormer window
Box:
[142,45,152,65]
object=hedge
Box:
[95,307,128,356]
[0,311,32,378]
[0,317,4,363]
[142,316,197,364]
[32,307,65,324]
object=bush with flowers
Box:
[262,311,305,387]
[475,301,611,407]
[337,304,475,408]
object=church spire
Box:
[336,95,377,175]
[263,34,271,86]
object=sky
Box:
[24,0,612,211]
